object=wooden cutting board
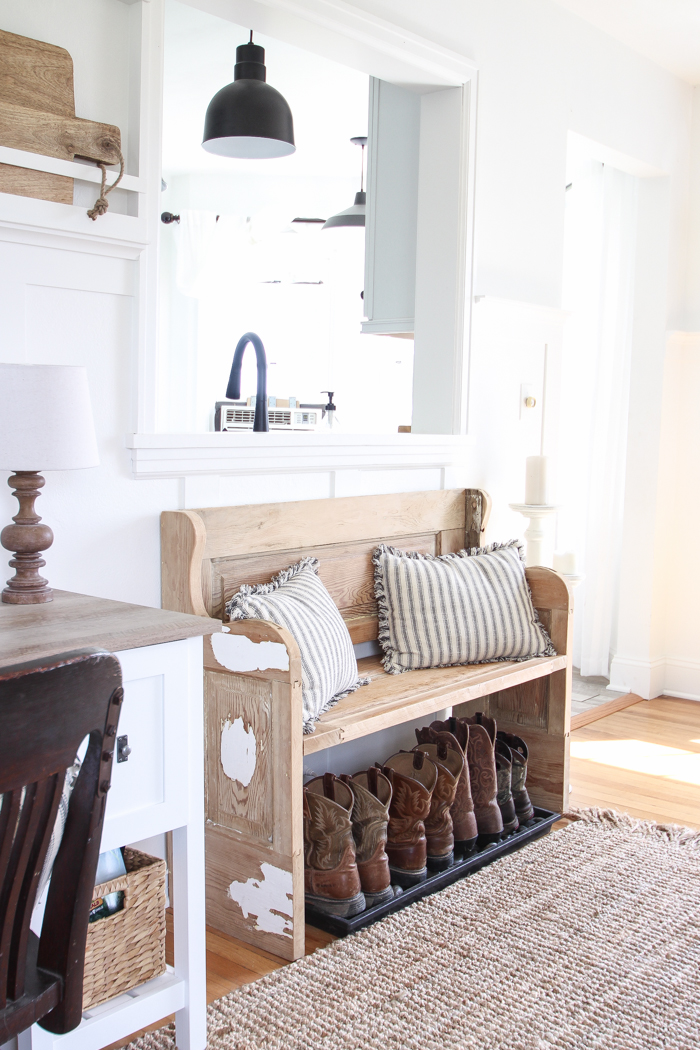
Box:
[0,29,122,205]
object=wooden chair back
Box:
[0,648,123,1042]
[161,489,491,642]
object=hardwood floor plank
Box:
[570,692,643,730]
[206,927,284,974]
[569,695,700,828]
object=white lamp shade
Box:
[0,364,99,471]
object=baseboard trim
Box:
[571,692,644,731]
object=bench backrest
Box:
[161,489,490,643]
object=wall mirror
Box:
[155,0,476,438]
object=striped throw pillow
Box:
[225,558,365,733]
[373,540,556,675]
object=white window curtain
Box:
[558,161,638,677]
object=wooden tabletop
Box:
[0,590,221,669]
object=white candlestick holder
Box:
[509,503,559,567]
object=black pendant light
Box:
[322,137,367,229]
[202,32,295,159]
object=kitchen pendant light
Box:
[322,136,367,229]
[202,32,295,159]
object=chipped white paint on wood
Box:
[227,863,294,937]
[211,631,289,673]
[220,716,257,786]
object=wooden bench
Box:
[161,489,572,962]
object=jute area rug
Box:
[130,810,700,1050]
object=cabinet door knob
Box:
[117,735,132,763]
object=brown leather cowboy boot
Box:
[497,730,535,823]
[304,773,365,917]
[377,751,437,888]
[495,739,519,835]
[340,768,393,907]
[463,712,504,843]
[412,738,463,870]
[420,719,478,858]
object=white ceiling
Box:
[163,0,369,177]
[551,0,700,85]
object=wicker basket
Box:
[83,847,167,1010]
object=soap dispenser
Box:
[320,391,339,431]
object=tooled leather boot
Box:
[412,738,463,871]
[304,773,365,917]
[419,719,478,858]
[377,751,437,888]
[463,712,504,844]
[495,739,519,835]
[340,768,393,907]
[497,730,535,823]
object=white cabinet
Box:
[103,641,193,851]
[362,77,477,434]
[0,591,216,1050]
[22,635,206,1050]
[363,78,420,336]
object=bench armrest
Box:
[204,618,302,684]
[526,566,572,657]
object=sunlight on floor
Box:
[570,738,700,786]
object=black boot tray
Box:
[306,806,560,937]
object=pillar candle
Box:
[553,550,577,575]
[525,455,549,505]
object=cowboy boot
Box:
[340,768,393,907]
[420,719,478,858]
[304,773,365,917]
[462,712,504,843]
[497,730,535,823]
[377,750,437,888]
[495,739,519,835]
[412,738,463,870]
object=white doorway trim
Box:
[138,0,478,446]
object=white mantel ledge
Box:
[127,432,472,479]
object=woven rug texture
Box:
[128,810,700,1050]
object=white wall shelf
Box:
[0,147,144,193]
[0,0,162,263]
[127,431,473,479]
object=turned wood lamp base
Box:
[1,471,54,604]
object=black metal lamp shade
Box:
[322,190,366,228]
[202,40,295,159]
[322,137,367,228]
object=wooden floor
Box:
[112,694,700,1049]
[569,694,700,828]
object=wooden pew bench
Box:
[161,489,572,962]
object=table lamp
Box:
[0,364,99,604]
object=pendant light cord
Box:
[87,146,125,221]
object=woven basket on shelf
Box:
[83,847,167,1010]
